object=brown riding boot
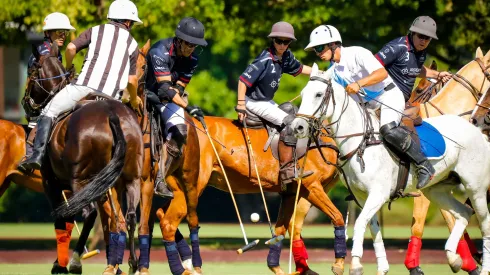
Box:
[278,140,313,192]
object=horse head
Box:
[469,48,490,136]
[291,63,336,139]
[136,39,150,97]
[27,43,68,113]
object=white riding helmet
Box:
[107,0,143,25]
[42,12,75,31]
[305,25,342,51]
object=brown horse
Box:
[152,111,345,275]
[0,44,99,274]
[26,42,144,275]
[404,48,490,275]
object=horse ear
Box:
[32,44,40,61]
[50,43,59,58]
[430,60,437,70]
[142,39,151,56]
[311,63,319,76]
[476,47,483,59]
[484,49,490,66]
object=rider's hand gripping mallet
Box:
[243,121,283,246]
[198,117,259,254]
[62,191,101,259]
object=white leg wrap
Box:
[445,220,466,253]
[373,242,389,271]
[483,237,490,271]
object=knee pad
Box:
[278,102,298,116]
[280,116,297,146]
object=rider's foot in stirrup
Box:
[416,160,435,189]
[153,171,174,199]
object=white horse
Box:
[291,63,490,275]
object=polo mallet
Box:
[288,138,312,274]
[61,191,100,260]
[198,117,259,254]
[242,121,283,246]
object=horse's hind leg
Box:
[369,214,389,275]
[184,176,202,274]
[137,176,154,275]
[69,203,97,275]
[422,184,473,273]
[464,189,490,273]
[304,180,346,274]
[126,178,141,275]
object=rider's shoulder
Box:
[384,36,408,52]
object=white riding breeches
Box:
[245,96,288,127]
[41,84,98,118]
[158,102,185,138]
[366,87,405,127]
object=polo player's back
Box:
[74,22,138,97]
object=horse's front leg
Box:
[350,192,387,275]
[126,178,141,275]
[369,214,389,275]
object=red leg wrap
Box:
[292,239,309,273]
[457,239,477,272]
[404,236,422,270]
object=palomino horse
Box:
[135,43,344,275]
[292,63,490,275]
[27,43,144,275]
[155,117,346,275]
[405,48,490,275]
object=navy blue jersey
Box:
[27,39,62,73]
[145,38,198,93]
[375,36,427,101]
[239,47,303,101]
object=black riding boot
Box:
[18,116,53,172]
[153,168,174,199]
[380,122,435,189]
[278,140,313,192]
[154,140,182,199]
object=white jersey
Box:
[331,46,395,100]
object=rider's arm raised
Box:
[66,28,92,69]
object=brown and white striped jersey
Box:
[71,21,138,96]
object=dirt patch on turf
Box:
[0,248,447,264]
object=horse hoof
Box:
[447,250,463,273]
[193,267,203,275]
[304,269,320,275]
[468,267,481,275]
[287,272,300,275]
[51,261,69,274]
[409,267,424,275]
[349,267,363,275]
[137,267,150,275]
[181,270,193,275]
[376,271,388,275]
[68,263,82,274]
[269,266,285,275]
[103,265,116,275]
[332,264,344,275]
[473,253,483,265]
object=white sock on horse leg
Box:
[483,237,490,271]
[373,242,389,271]
[445,220,466,253]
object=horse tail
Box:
[54,113,127,218]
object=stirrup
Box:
[153,178,174,199]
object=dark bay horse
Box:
[27,42,144,275]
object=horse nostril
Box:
[471,118,478,125]
[297,125,304,132]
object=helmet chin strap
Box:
[329,44,339,62]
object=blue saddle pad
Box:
[414,121,446,159]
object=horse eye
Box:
[315,92,323,98]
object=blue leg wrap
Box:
[267,238,282,267]
[334,226,347,258]
[138,235,150,269]
[163,241,185,275]
[117,232,126,264]
[190,226,202,267]
[175,229,192,261]
[108,232,119,266]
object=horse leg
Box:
[0,179,11,198]
[126,178,141,275]
[183,173,203,274]
[350,192,386,275]
[422,184,473,273]
[368,214,389,275]
[100,188,125,275]
[304,180,345,274]
[405,194,430,274]
[157,178,190,275]
[137,176,154,275]
[441,208,479,273]
[68,202,97,275]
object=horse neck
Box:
[328,84,367,156]
[32,58,66,100]
[428,61,489,112]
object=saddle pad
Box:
[415,121,446,159]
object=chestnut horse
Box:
[26,43,144,275]
[404,48,490,275]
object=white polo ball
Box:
[250,213,260,223]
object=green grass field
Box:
[0,263,454,275]
[0,223,482,240]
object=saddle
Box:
[240,102,336,162]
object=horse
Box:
[26,42,144,275]
[405,48,490,275]
[291,63,490,275]
[0,44,101,274]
